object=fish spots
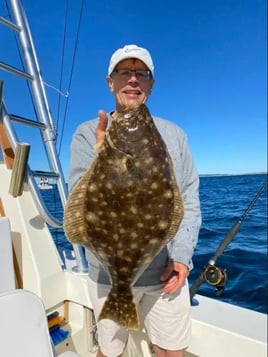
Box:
[129,205,138,214]
[130,242,139,249]
[106,182,113,190]
[145,157,153,165]
[158,220,169,230]
[127,179,135,187]
[74,211,81,218]
[152,165,159,173]
[130,232,138,239]
[63,103,184,330]
[149,238,159,245]
[151,182,158,190]
[98,251,107,260]
[100,201,108,207]
[85,212,99,223]
[88,183,98,192]
[164,190,173,199]
[142,253,155,265]
[142,138,149,145]
[119,266,129,274]
[73,196,82,205]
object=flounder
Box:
[63,103,184,330]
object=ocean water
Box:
[189,173,267,314]
[42,173,268,314]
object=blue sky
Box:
[1,0,267,178]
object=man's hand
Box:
[160,261,189,294]
[95,110,108,149]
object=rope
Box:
[57,0,85,155]
[55,0,69,133]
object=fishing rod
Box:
[190,179,268,301]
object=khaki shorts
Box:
[88,279,191,357]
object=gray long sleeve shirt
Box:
[68,113,201,286]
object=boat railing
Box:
[0,0,88,273]
[1,100,62,227]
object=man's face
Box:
[106,58,154,112]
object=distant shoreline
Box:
[199,172,267,178]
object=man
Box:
[68,44,201,357]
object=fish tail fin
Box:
[98,287,139,330]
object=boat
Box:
[0,1,267,356]
[38,177,53,190]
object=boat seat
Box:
[0,289,79,357]
[0,217,16,293]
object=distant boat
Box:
[38,177,53,190]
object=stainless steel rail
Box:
[1,103,62,227]
[0,0,88,273]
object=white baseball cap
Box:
[108,44,155,78]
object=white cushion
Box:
[0,289,79,357]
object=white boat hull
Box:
[0,162,266,357]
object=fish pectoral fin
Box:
[98,288,139,331]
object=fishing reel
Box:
[202,265,227,296]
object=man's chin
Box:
[124,97,146,107]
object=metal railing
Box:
[0,0,88,273]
